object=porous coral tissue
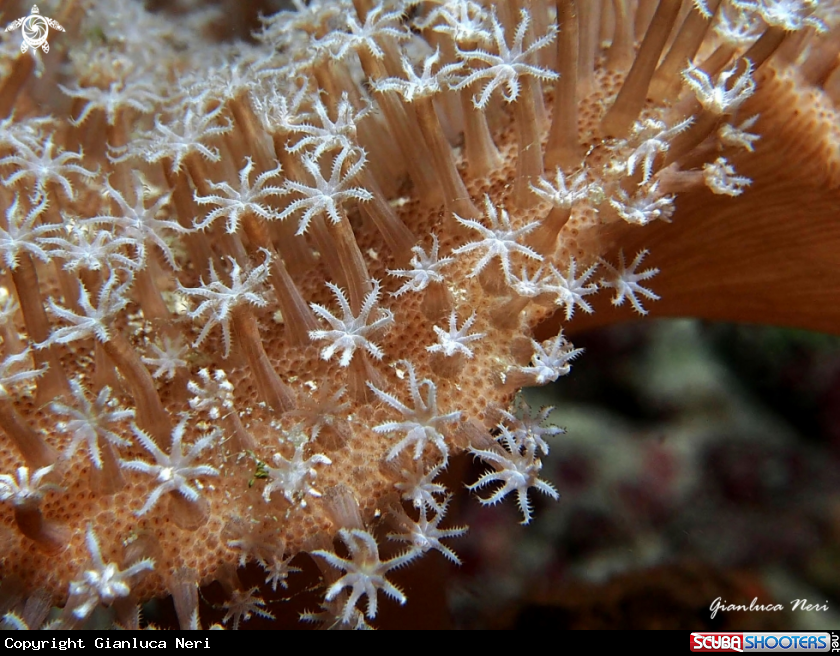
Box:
[0,0,838,629]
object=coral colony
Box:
[0,0,838,629]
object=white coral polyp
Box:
[309,280,394,367]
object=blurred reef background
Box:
[448,318,840,630]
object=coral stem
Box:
[231,307,295,414]
[239,213,317,346]
[14,504,68,553]
[601,0,683,137]
[415,96,479,219]
[513,82,545,208]
[743,26,788,70]
[650,0,721,101]
[102,331,172,447]
[0,397,56,469]
[11,256,69,402]
[546,0,581,170]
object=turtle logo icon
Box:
[5,5,65,54]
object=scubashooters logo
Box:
[690,633,831,652]
[4,5,65,54]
